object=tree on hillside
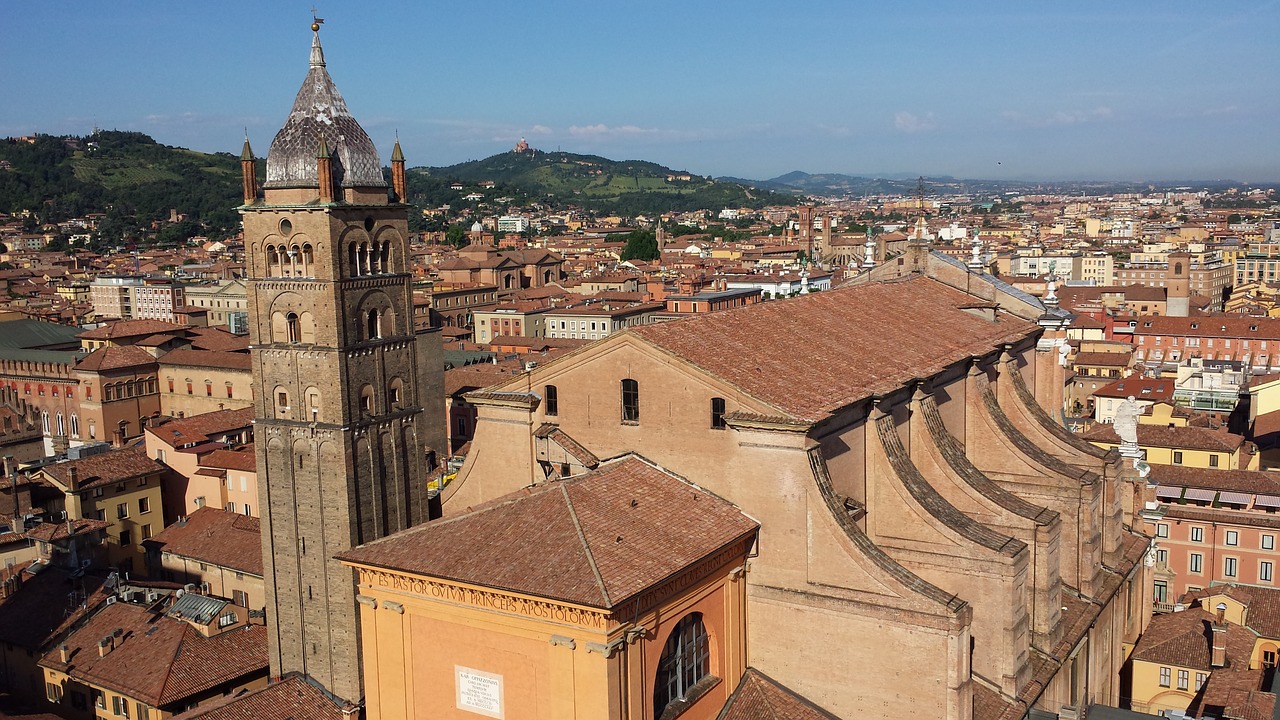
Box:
[619,229,659,261]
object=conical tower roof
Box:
[265,28,385,189]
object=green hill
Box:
[410,149,799,215]
[0,131,252,246]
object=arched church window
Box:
[360,385,374,414]
[348,242,359,276]
[302,243,314,275]
[286,313,300,343]
[366,309,381,340]
[654,613,711,718]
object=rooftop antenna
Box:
[916,176,926,216]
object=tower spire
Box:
[239,134,257,204]
[390,132,407,203]
[309,13,326,68]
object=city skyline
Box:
[3,1,1278,183]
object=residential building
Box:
[1130,316,1280,373]
[157,349,253,419]
[1083,421,1254,470]
[542,302,664,340]
[34,447,166,575]
[39,599,268,719]
[1128,586,1280,717]
[414,283,498,330]
[142,407,254,520]
[145,507,263,610]
[1146,464,1280,602]
[89,275,187,322]
[472,301,552,342]
[184,279,248,329]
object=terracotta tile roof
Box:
[39,601,267,707]
[1073,351,1132,367]
[185,328,250,353]
[1163,503,1280,530]
[147,408,255,448]
[1091,373,1175,400]
[717,668,839,720]
[1081,422,1245,453]
[629,276,1035,423]
[77,319,188,341]
[1149,465,1280,495]
[1192,668,1275,720]
[167,674,350,720]
[146,508,262,577]
[74,345,158,372]
[0,566,108,650]
[1130,608,1256,671]
[40,448,164,491]
[444,364,522,397]
[340,455,758,609]
[159,349,251,371]
[24,518,108,543]
[198,445,256,474]
[1184,584,1280,640]
[972,682,1018,720]
[1133,315,1280,340]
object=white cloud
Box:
[528,124,553,135]
[1002,106,1113,128]
[893,111,937,134]
[568,124,659,138]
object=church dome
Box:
[265,30,386,189]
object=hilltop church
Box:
[233,24,1155,720]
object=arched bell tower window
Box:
[654,613,711,718]
[366,309,381,340]
[286,312,301,343]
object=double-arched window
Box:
[654,613,710,718]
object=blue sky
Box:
[3,1,1278,182]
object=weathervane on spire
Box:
[311,7,324,32]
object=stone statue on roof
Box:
[1114,395,1142,457]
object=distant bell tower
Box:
[242,22,441,703]
[1166,250,1191,317]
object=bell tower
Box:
[242,23,440,703]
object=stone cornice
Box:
[351,566,611,631]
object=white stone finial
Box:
[968,229,984,269]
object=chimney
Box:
[111,431,124,449]
[59,643,69,663]
[97,636,112,658]
[1211,602,1228,668]
[66,465,79,491]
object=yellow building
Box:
[1128,585,1280,716]
[1082,416,1256,470]
[340,455,759,720]
[36,447,167,575]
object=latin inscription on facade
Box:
[456,666,503,718]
